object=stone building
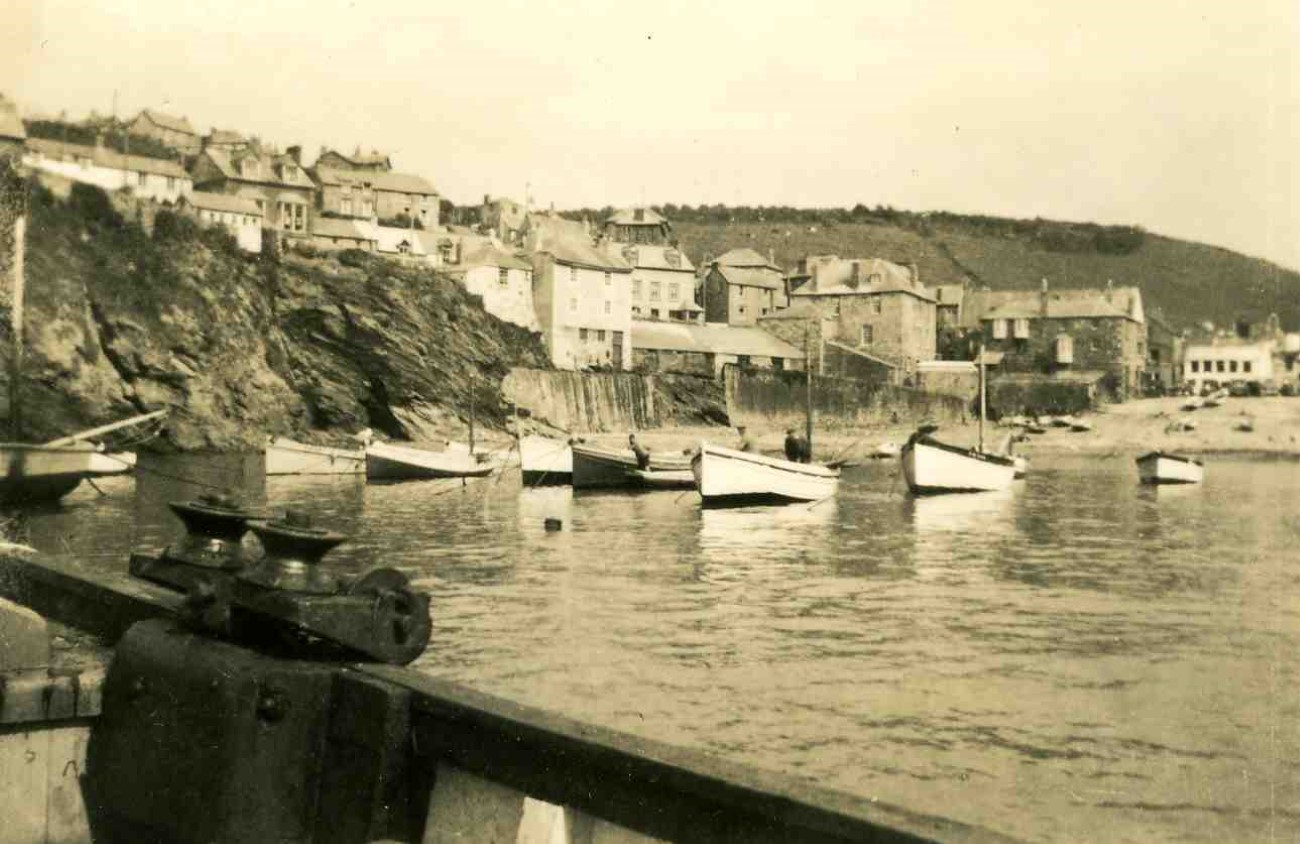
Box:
[312,166,439,228]
[314,148,392,172]
[190,146,317,239]
[309,217,377,252]
[701,248,788,326]
[127,109,200,156]
[480,196,528,245]
[602,207,671,245]
[631,321,804,377]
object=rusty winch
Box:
[130,493,431,665]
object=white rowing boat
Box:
[265,437,365,475]
[88,451,136,476]
[365,441,495,481]
[901,433,1017,494]
[571,444,691,489]
[692,442,839,507]
[1136,451,1203,485]
[519,435,573,485]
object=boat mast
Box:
[977,339,986,452]
[467,373,475,453]
[8,214,23,441]
[804,322,814,456]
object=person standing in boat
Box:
[629,433,651,470]
[784,428,811,463]
[736,425,758,453]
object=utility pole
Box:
[9,215,24,440]
[977,339,986,453]
[804,322,814,456]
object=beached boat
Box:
[88,451,136,476]
[1136,451,1203,485]
[365,441,495,481]
[519,435,572,485]
[1181,397,1204,411]
[265,437,365,476]
[692,442,839,507]
[0,443,96,504]
[870,441,902,459]
[1068,420,1093,432]
[571,443,692,489]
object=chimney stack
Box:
[1040,277,1049,318]
[909,262,920,286]
[287,145,302,164]
[768,247,776,267]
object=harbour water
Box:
[20,452,1300,842]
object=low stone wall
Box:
[725,368,968,431]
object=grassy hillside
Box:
[669,220,1300,331]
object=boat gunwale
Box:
[903,436,1017,468]
[1135,451,1204,467]
[698,443,840,479]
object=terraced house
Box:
[190,145,316,240]
[701,248,788,326]
[602,208,700,323]
[310,147,439,228]
[127,109,200,155]
[23,137,191,203]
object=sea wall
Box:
[502,368,660,433]
[725,367,968,431]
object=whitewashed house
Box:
[1183,340,1276,393]
[177,191,263,253]
[444,239,538,331]
[23,137,190,203]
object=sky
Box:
[4,0,1298,269]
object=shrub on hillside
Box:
[337,248,372,269]
[68,183,123,230]
[152,209,201,243]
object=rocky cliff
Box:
[0,173,551,450]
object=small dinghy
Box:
[519,435,573,485]
[1068,420,1093,433]
[365,441,495,481]
[1049,415,1074,428]
[571,444,691,489]
[1181,397,1205,412]
[627,467,697,490]
[692,442,839,507]
[1136,451,1204,485]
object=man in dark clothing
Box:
[629,433,651,470]
[784,427,812,463]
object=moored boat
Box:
[870,441,902,459]
[571,443,691,489]
[365,441,495,481]
[1068,420,1093,432]
[692,442,839,507]
[88,451,136,476]
[626,467,697,490]
[0,443,96,504]
[901,433,1017,494]
[265,437,365,476]
[1136,451,1203,485]
[519,435,573,485]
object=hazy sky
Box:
[5,0,1298,268]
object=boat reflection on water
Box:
[697,501,837,568]
[906,486,1016,535]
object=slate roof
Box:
[458,240,533,271]
[790,257,934,301]
[319,148,392,169]
[183,191,262,216]
[198,148,316,190]
[0,96,25,141]
[713,264,784,291]
[136,109,196,136]
[933,284,965,307]
[978,287,1143,323]
[714,247,780,269]
[312,217,377,242]
[205,129,245,146]
[25,137,188,178]
[632,321,805,359]
[313,166,437,196]
[527,215,630,272]
[614,243,695,272]
[605,207,667,226]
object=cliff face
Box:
[0,177,551,449]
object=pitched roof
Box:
[978,287,1144,323]
[713,264,784,291]
[312,166,436,196]
[0,96,25,141]
[527,215,630,272]
[319,148,391,169]
[136,109,196,136]
[789,257,935,301]
[605,207,667,226]
[714,247,780,270]
[198,148,316,190]
[458,240,532,271]
[205,129,245,146]
[312,217,377,242]
[182,191,262,216]
[613,243,695,272]
[374,224,426,254]
[631,321,805,359]
[933,284,965,306]
[25,137,189,178]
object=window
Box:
[632,280,642,298]
[1243,361,1252,373]
[569,267,579,285]
[1055,335,1074,364]
[650,282,661,301]
[1191,360,1200,373]
[137,171,147,187]
[498,268,509,287]
[861,325,873,345]
[1216,360,1226,373]
[1013,318,1030,339]
[597,330,606,341]
[669,283,680,301]
[871,297,882,315]
[992,319,1007,339]
[569,297,577,313]
[651,309,660,319]
[579,328,588,341]
[604,272,611,286]
[166,176,176,190]
[604,301,611,315]
[1229,360,1238,373]
[738,355,751,368]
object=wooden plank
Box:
[362,665,1018,844]
[0,728,48,844]
[421,765,526,844]
[45,725,92,844]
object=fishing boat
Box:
[900,343,1016,495]
[571,443,691,489]
[265,437,364,476]
[1136,451,1203,485]
[87,450,137,476]
[519,435,573,485]
[627,466,697,490]
[692,443,839,507]
[365,441,495,481]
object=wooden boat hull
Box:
[627,468,697,490]
[519,436,573,485]
[266,438,365,476]
[1136,452,1203,484]
[0,443,95,505]
[693,443,839,507]
[1012,455,1028,479]
[88,452,136,476]
[901,437,1017,494]
[365,442,494,481]
[571,445,691,489]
